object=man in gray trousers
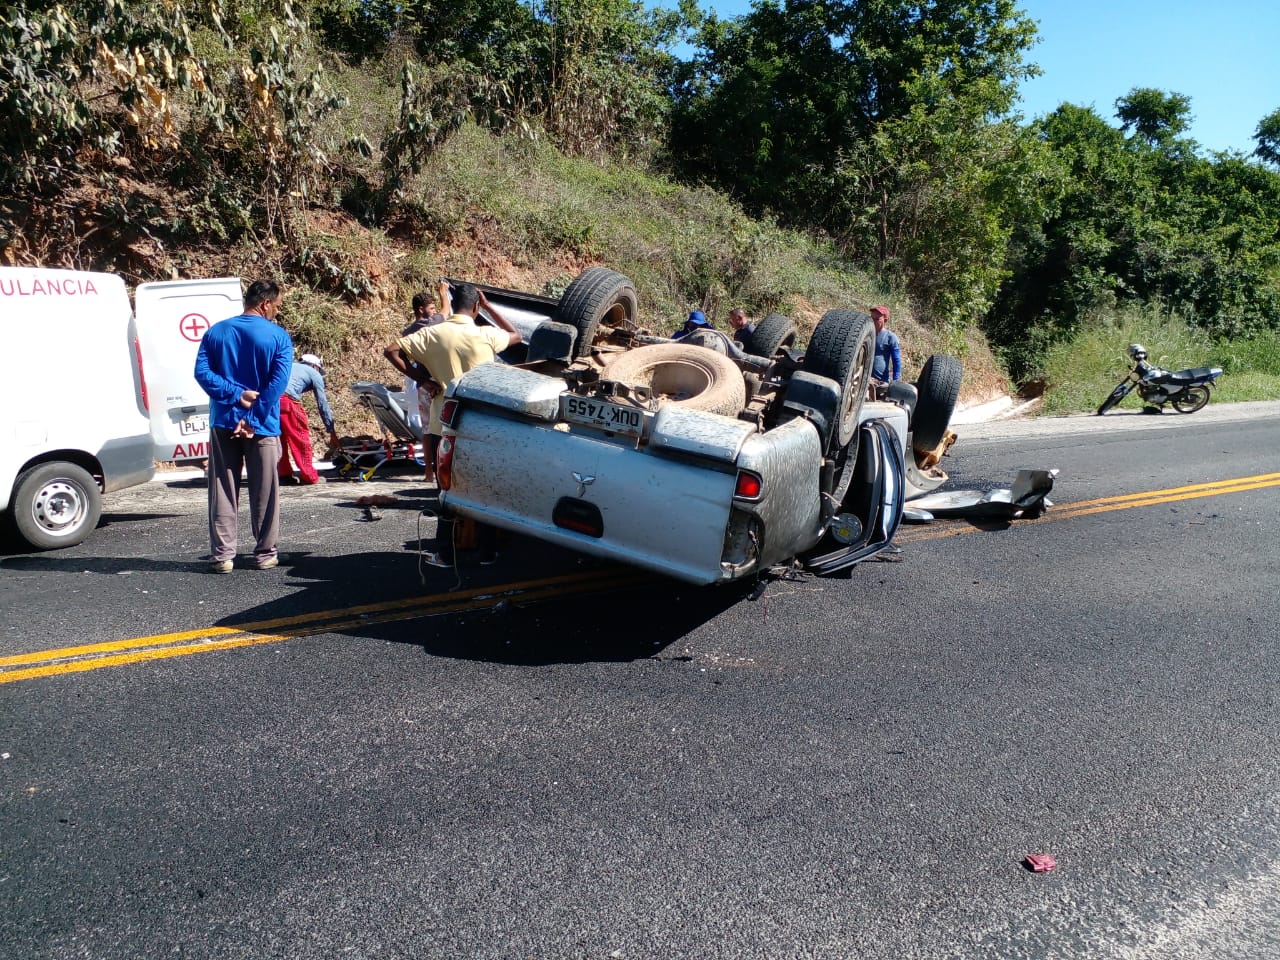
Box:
[194,279,294,572]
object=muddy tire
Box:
[803,310,876,452]
[552,267,639,359]
[12,461,102,549]
[911,354,962,454]
[746,313,797,359]
[601,343,746,417]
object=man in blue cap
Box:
[672,310,712,341]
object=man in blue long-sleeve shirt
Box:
[194,279,294,573]
[870,305,901,383]
[278,353,339,485]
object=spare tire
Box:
[912,354,962,453]
[552,267,639,359]
[601,343,746,417]
[746,312,797,359]
[803,309,876,453]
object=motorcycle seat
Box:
[1165,366,1220,384]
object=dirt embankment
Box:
[117,208,1013,455]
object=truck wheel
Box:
[746,312,797,359]
[601,343,746,417]
[552,267,639,359]
[912,354,962,454]
[12,462,102,549]
[803,309,875,453]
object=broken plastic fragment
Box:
[910,469,1058,520]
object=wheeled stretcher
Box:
[331,382,425,482]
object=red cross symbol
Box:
[180,313,210,342]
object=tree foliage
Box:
[0,0,675,268]
[987,101,1280,379]
[1255,108,1280,167]
[1115,87,1192,146]
[535,0,677,162]
[310,0,676,161]
[0,0,350,264]
[668,1,1280,370]
[0,0,212,196]
[667,0,1042,331]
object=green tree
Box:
[987,99,1280,381]
[1255,108,1280,167]
[0,0,212,197]
[1115,87,1192,146]
[535,0,678,161]
[668,0,1041,329]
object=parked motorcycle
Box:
[1096,344,1224,415]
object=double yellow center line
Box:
[5,472,1277,685]
[0,568,644,685]
[899,470,1280,543]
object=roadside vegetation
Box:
[2,0,1278,421]
[1039,307,1280,415]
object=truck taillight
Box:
[440,399,459,428]
[734,470,763,501]
[133,335,150,413]
[436,435,454,490]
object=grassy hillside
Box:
[243,122,1013,434]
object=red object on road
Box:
[1024,853,1057,873]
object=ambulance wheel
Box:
[12,461,102,549]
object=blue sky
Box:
[684,0,1279,155]
[1014,0,1277,154]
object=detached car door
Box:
[134,278,244,465]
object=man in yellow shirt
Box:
[383,282,521,566]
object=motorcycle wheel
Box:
[1096,382,1131,415]
[1172,386,1211,414]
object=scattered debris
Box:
[355,494,399,506]
[906,469,1058,521]
[1023,853,1057,873]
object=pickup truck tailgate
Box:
[444,407,738,583]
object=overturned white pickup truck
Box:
[436,268,960,585]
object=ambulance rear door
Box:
[135,278,243,464]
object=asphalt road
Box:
[3,402,1279,960]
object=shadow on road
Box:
[404,577,759,666]
[0,512,188,560]
[221,539,762,666]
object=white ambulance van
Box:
[0,267,243,549]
